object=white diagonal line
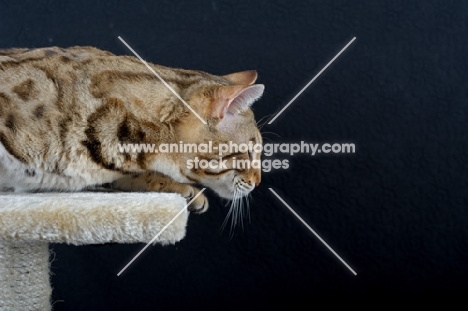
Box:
[268,37,356,124]
[117,188,206,276]
[268,188,357,275]
[118,36,207,125]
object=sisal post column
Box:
[0,241,52,311]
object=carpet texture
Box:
[0,192,189,311]
[0,192,189,245]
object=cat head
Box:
[176,70,264,199]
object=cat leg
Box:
[111,172,208,213]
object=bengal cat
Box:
[0,46,264,215]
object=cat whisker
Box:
[220,188,239,235]
[260,131,281,138]
[220,179,254,237]
[256,111,279,130]
[239,192,245,232]
[261,137,274,142]
[229,190,239,239]
[220,202,234,234]
[256,114,274,130]
[246,193,252,224]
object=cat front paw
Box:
[147,177,208,213]
[112,172,209,213]
[185,186,209,214]
[175,184,208,213]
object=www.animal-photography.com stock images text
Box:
[1,1,467,310]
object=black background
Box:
[2,0,468,309]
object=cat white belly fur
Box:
[0,143,192,192]
[0,143,122,191]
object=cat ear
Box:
[211,84,264,119]
[222,70,258,85]
[226,84,264,114]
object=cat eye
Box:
[227,152,244,159]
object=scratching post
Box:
[0,192,188,311]
[0,241,52,311]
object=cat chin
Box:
[210,187,251,200]
[206,187,231,199]
[203,177,254,200]
[201,184,227,199]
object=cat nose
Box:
[250,177,260,187]
[244,178,259,188]
[244,171,261,188]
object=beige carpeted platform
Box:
[0,192,188,311]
